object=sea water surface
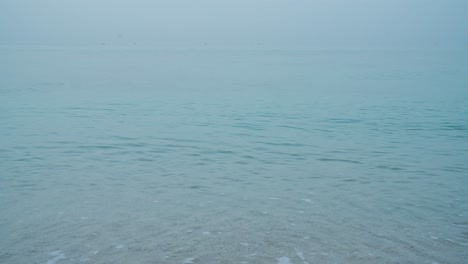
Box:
[1,47,467,263]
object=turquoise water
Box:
[1,48,468,263]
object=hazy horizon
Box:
[1,0,467,49]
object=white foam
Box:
[300,199,312,203]
[183,257,195,263]
[202,231,211,235]
[240,242,249,247]
[46,251,66,264]
[295,248,305,260]
[116,245,124,249]
[277,256,292,264]
[295,248,309,264]
[444,238,468,246]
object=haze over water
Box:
[1,1,468,263]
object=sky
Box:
[0,0,467,48]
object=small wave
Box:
[317,158,362,164]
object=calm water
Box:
[1,47,467,263]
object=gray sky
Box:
[1,0,467,48]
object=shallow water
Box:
[1,47,468,263]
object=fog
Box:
[1,0,467,48]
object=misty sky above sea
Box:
[1,0,467,48]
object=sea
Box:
[1,47,467,263]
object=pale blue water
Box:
[1,47,467,263]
